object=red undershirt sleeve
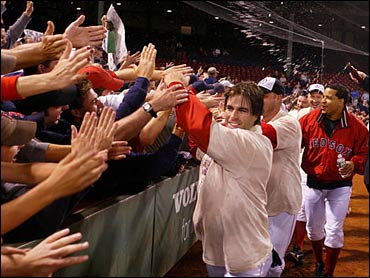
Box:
[170,81,213,153]
[187,135,199,158]
[261,121,277,149]
[1,76,23,101]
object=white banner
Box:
[103,4,128,71]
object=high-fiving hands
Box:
[135,43,157,80]
[64,15,106,48]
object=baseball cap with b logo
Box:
[258,77,285,95]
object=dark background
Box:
[2,1,368,74]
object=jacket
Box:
[300,108,368,189]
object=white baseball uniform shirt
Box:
[193,121,274,273]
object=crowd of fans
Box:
[1,1,369,277]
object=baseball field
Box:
[165,174,369,277]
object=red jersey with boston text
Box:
[299,108,368,185]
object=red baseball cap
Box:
[78,65,124,91]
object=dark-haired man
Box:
[165,69,274,276]
[299,84,368,277]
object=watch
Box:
[142,102,158,118]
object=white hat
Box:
[308,84,324,94]
[258,77,285,95]
[220,80,234,88]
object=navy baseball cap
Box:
[258,77,285,95]
[208,82,225,95]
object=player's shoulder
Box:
[299,108,320,122]
[297,107,311,119]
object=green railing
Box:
[18,166,200,277]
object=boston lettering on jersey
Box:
[310,137,352,156]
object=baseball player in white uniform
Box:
[258,77,303,277]
[289,83,324,264]
[165,73,274,277]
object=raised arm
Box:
[164,71,213,154]
[1,112,108,235]
[1,41,93,101]
[1,161,56,186]
[139,109,172,146]
[114,83,188,141]
[2,34,68,70]
[114,63,192,82]
[2,1,33,49]
[115,43,156,120]
[44,143,71,162]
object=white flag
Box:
[103,4,128,70]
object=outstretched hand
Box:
[94,106,117,152]
[119,50,141,70]
[39,32,69,61]
[135,43,157,79]
[197,66,204,76]
[108,141,132,160]
[163,69,189,87]
[165,61,175,69]
[48,40,95,88]
[162,64,193,84]
[13,228,89,277]
[64,15,106,48]
[197,93,225,109]
[24,1,33,16]
[72,108,131,161]
[71,111,98,152]
[47,112,108,198]
[150,81,189,112]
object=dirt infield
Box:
[165,174,369,277]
